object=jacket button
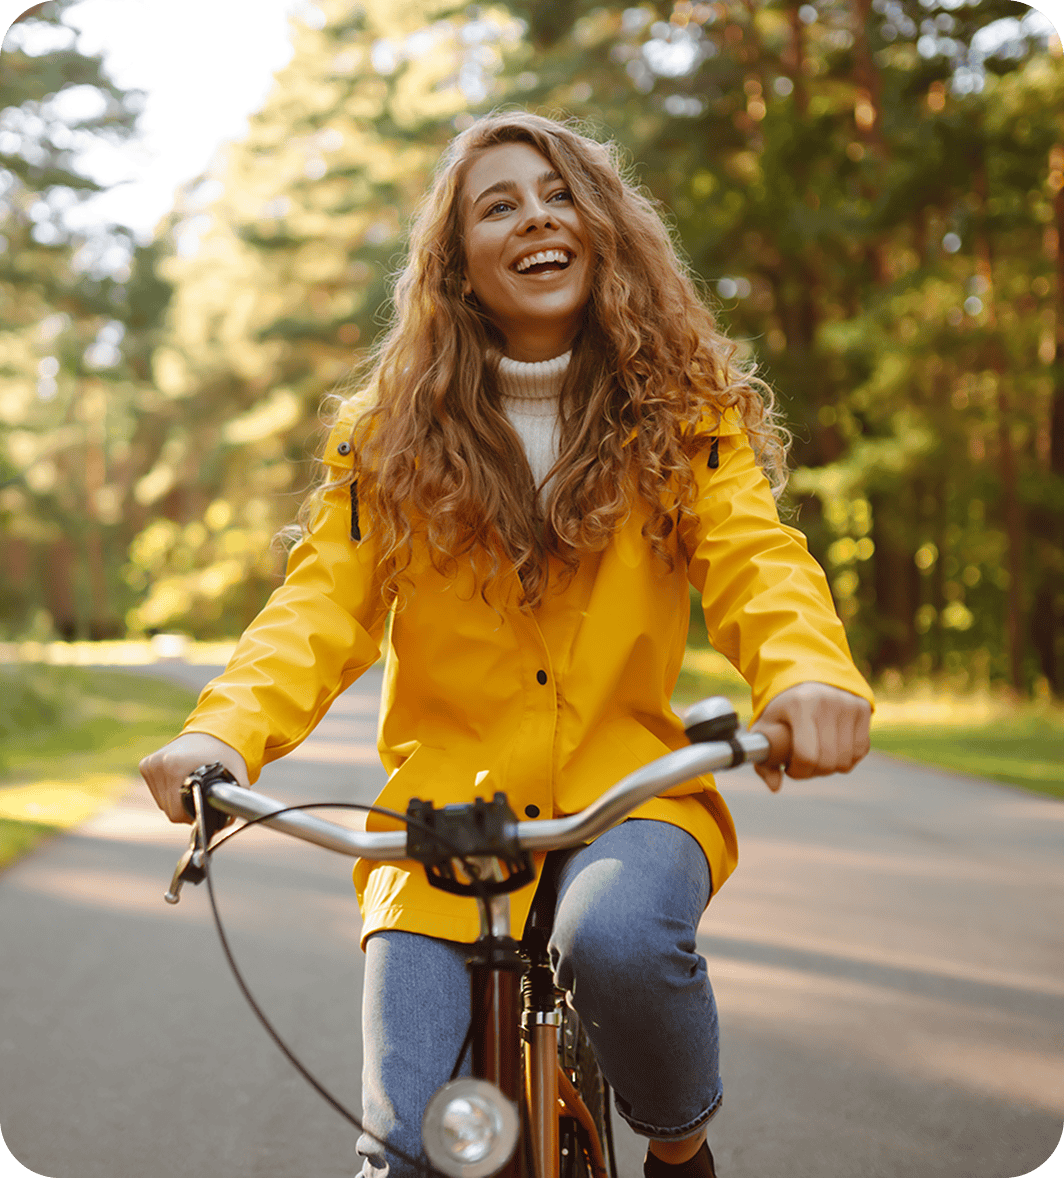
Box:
[536,670,547,685]
[337,441,352,455]
[524,805,540,818]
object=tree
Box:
[495,0,1064,694]
[0,0,156,639]
[125,0,521,635]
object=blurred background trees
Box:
[0,0,164,642]
[2,0,1062,697]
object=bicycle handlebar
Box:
[188,731,769,861]
[164,696,770,903]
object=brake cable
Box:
[190,786,496,1178]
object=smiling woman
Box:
[323,113,795,615]
[461,142,593,361]
[140,110,875,1178]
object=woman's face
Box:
[461,141,593,362]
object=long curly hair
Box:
[316,111,789,609]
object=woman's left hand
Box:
[749,682,872,792]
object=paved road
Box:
[1,662,1062,1178]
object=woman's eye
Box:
[487,201,512,215]
[548,189,573,203]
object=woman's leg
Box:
[357,930,473,1178]
[548,819,721,1143]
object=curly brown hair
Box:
[314,110,789,609]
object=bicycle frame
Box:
[460,857,610,1178]
[164,697,769,1178]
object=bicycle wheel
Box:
[557,1002,614,1178]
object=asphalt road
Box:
[1,662,1062,1178]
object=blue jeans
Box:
[357,819,721,1178]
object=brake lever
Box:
[163,762,239,905]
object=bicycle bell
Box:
[683,696,740,744]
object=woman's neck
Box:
[499,327,578,363]
[496,351,570,403]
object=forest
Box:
[1,0,1062,698]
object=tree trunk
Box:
[1031,146,1064,693]
[974,158,1026,692]
[870,492,918,672]
[995,393,1025,690]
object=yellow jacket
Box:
[181,405,873,945]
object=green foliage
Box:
[499,0,1064,696]
[0,1,168,642]
[6,0,1064,702]
[0,663,198,779]
[118,0,525,635]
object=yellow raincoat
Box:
[180,403,873,945]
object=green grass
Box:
[870,713,1064,799]
[0,817,61,867]
[675,648,1064,800]
[0,663,198,869]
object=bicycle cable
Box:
[194,790,497,1178]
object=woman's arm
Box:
[140,460,388,822]
[680,431,874,790]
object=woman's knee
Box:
[551,901,700,1007]
[548,822,710,996]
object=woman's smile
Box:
[512,247,573,274]
[462,141,592,361]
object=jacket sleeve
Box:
[178,415,389,782]
[679,427,874,720]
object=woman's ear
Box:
[461,274,473,297]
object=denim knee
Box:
[551,902,681,1005]
[543,821,722,1139]
[548,820,711,1002]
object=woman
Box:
[141,112,873,1178]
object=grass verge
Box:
[0,663,198,870]
[870,693,1064,799]
[676,649,1064,800]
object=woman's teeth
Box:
[514,249,571,272]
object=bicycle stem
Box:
[471,856,516,940]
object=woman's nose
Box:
[519,199,556,232]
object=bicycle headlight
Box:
[421,1078,520,1178]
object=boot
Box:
[644,1140,717,1178]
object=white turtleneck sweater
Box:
[496,351,569,498]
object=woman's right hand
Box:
[139,733,250,824]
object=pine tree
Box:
[128,0,522,635]
[0,0,151,639]
[496,0,1064,694]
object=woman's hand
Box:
[748,682,871,793]
[139,733,250,824]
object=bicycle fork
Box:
[469,880,604,1178]
[417,840,607,1178]
[522,922,561,1178]
[466,872,528,1178]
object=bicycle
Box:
[163,695,769,1178]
